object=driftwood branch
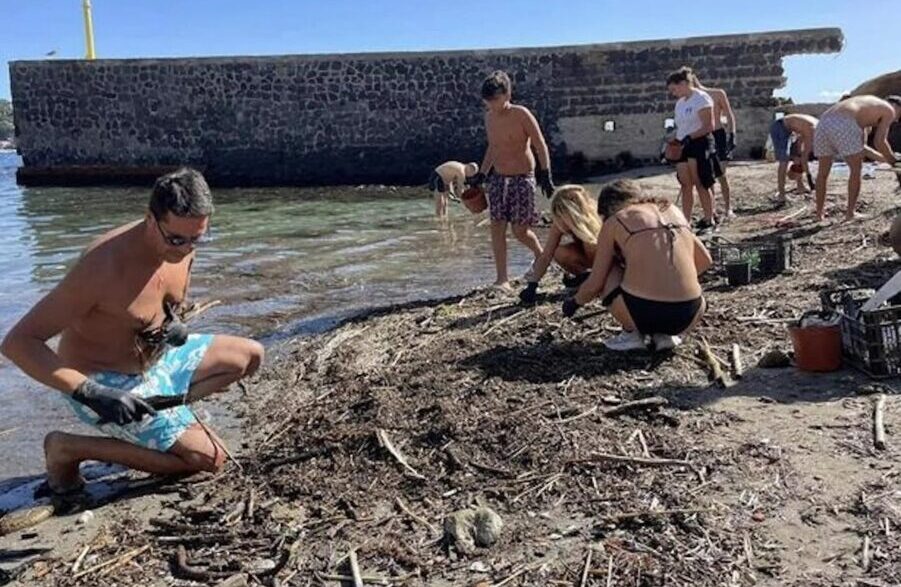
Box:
[570,452,692,469]
[376,429,426,480]
[731,344,744,379]
[699,338,734,388]
[348,550,364,587]
[174,545,234,581]
[72,545,150,579]
[874,394,887,451]
[603,397,668,417]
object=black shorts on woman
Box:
[676,135,723,189]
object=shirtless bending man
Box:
[469,70,555,289]
[1,168,264,494]
[429,160,478,217]
[814,95,901,221]
[770,113,817,202]
[694,75,736,218]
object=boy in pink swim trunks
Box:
[814,95,901,221]
[468,70,555,290]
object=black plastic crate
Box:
[708,235,794,278]
[821,287,901,378]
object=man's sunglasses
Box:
[153,216,212,248]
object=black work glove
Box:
[727,132,736,153]
[519,282,539,305]
[562,297,581,318]
[536,168,555,198]
[806,171,816,191]
[72,379,157,426]
[465,172,486,188]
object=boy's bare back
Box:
[486,105,538,175]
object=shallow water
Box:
[0,151,543,479]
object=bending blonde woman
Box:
[519,185,602,304]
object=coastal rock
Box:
[444,506,504,554]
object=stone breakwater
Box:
[10,28,842,186]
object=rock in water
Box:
[444,506,503,553]
[758,348,791,368]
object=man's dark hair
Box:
[149,167,214,220]
[481,71,511,99]
[887,95,901,108]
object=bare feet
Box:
[490,281,513,294]
[843,211,867,222]
[43,432,86,494]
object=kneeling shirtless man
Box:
[1,168,264,494]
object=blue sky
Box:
[2,1,897,102]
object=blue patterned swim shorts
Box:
[65,334,214,451]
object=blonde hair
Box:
[550,185,602,246]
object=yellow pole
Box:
[82,0,96,60]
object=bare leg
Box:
[846,153,864,220]
[43,424,226,490]
[435,191,447,217]
[815,156,834,221]
[598,266,636,332]
[687,159,715,221]
[776,161,788,198]
[676,162,694,221]
[554,243,592,275]
[511,223,542,258]
[186,335,264,402]
[718,163,732,215]
[490,220,509,285]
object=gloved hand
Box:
[465,172,486,187]
[806,171,816,191]
[562,297,581,318]
[161,301,189,347]
[519,282,539,305]
[536,168,555,199]
[680,135,692,148]
[72,379,157,426]
[727,132,736,153]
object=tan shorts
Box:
[814,114,864,159]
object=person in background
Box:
[770,113,818,203]
[469,70,556,291]
[1,168,264,495]
[666,66,722,233]
[693,74,736,219]
[814,95,901,221]
[562,179,711,352]
[429,160,479,217]
[519,185,602,304]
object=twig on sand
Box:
[601,507,714,524]
[874,395,887,450]
[570,452,692,469]
[483,309,526,336]
[579,548,592,587]
[72,544,150,579]
[731,344,744,379]
[316,572,414,584]
[348,550,364,587]
[71,544,91,574]
[174,545,234,581]
[603,397,668,417]
[395,497,439,537]
[699,338,734,388]
[861,535,871,571]
[376,429,426,480]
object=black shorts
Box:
[677,135,723,189]
[713,128,732,161]
[603,287,704,336]
[428,170,447,193]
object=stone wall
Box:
[10,28,842,186]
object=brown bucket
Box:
[789,324,842,372]
[461,186,488,214]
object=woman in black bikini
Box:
[562,179,713,351]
